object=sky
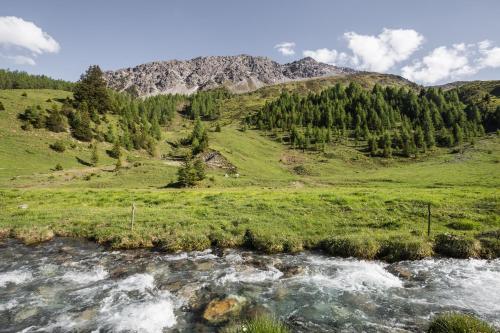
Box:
[1,0,500,85]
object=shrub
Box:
[54,163,63,171]
[45,109,67,132]
[321,236,380,259]
[379,238,434,262]
[0,101,4,111]
[49,140,66,153]
[434,233,482,258]
[427,312,496,333]
[21,92,27,97]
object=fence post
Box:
[427,202,431,237]
[131,202,136,231]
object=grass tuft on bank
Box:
[427,312,497,333]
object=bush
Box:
[45,109,67,132]
[0,101,4,111]
[379,238,434,262]
[434,233,482,258]
[54,163,63,171]
[49,140,66,153]
[427,312,496,333]
[21,92,27,97]
[321,236,380,259]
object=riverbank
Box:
[1,187,498,261]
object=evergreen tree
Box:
[70,106,93,142]
[193,158,206,181]
[177,158,198,187]
[45,107,67,133]
[109,140,121,159]
[190,118,209,154]
[73,65,111,114]
[90,143,99,166]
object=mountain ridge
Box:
[103,54,357,96]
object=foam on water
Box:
[103,298,176,333]
[218,266,283,284]
[0,270,32,287]
[304,257,403,292]
[115,273,155,292]
[60,266,108,284]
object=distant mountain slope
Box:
[103,55,356,96]
[433,80,500,110]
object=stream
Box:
[0,238,499,332]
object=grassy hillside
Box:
[436,80,500,109]
[0,74,499,259]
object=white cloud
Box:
[274,42,295,56]
[0,54,36,65]
[477,40,500,68]
[402,40,500,84]
[0,16,59,66]
[401,44,476,84]
[344,28,424,72]
[302,48,349,65]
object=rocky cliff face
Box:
[104,55,356,96]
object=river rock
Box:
[275,263,304,278]
[14,307,38,322]
[202,295,247,324]
[110,266,129,279]
[387,264,412,280]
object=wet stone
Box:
[275,263,305,278]
[202,295,247,324]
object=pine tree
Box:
[90,143,99,166]
[73,65,111,114]
[193,158,206,181]
[177,158,198,187]
[109,140,121,159]
[46,107,67,133]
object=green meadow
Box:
[0,87,499,260]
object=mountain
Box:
[103,55,356,96]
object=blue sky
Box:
[1,0,500,84]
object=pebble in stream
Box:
[0,238,499,332]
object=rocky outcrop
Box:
[104,55,356,96]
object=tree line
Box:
[0,69,74,91]
[248,82,500,157]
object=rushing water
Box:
[0,238,499,333]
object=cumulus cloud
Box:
[0,54,36,66]
[401,44,475,84]
[302,48,349,65]
[402,41,500,84]
[0,16,60,66]
[477,40,500,68]
[274,42,296,56]
[344,28,424,72]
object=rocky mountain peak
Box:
[104,55,357,96]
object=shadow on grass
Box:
[76,156,92,167]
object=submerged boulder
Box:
[203,295,247,324]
